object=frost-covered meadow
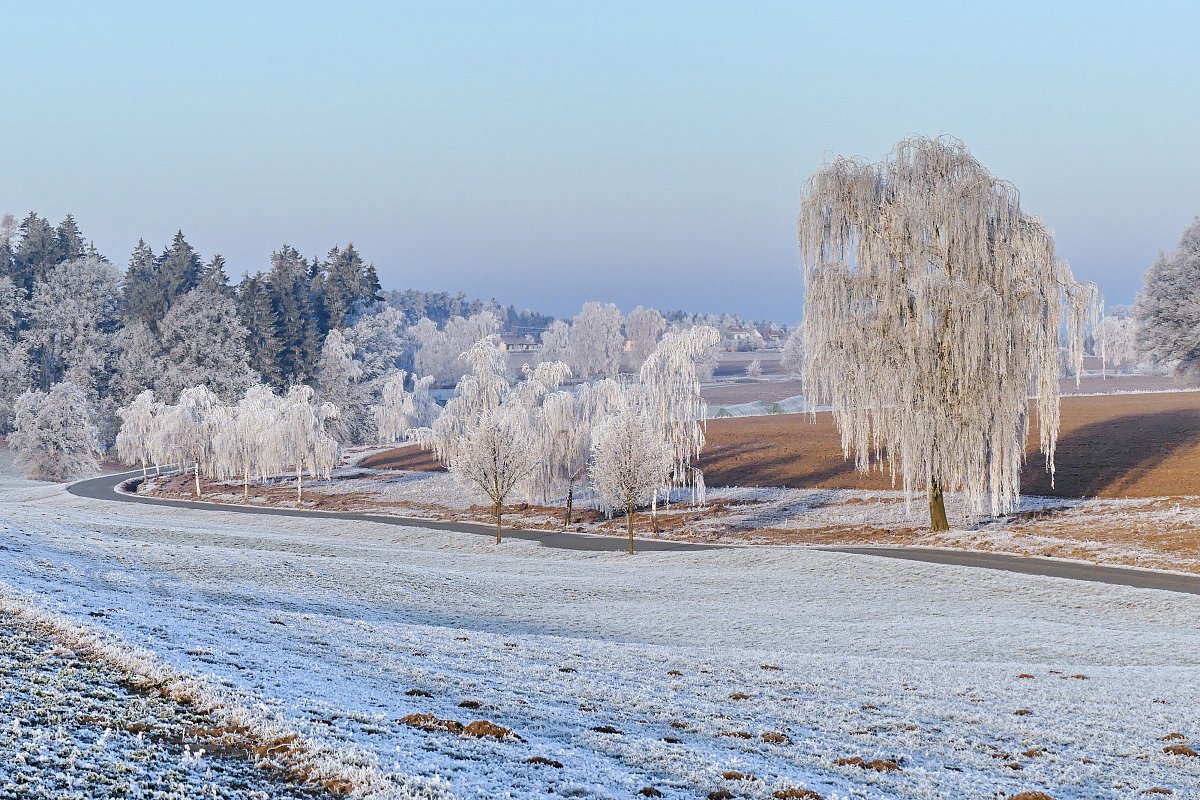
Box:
[3,458,1200,799]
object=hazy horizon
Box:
[5,1,1198,320]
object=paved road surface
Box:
[66,471,718,553]
[68,471,1200,594]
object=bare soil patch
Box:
[698,392,1200,499]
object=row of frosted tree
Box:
[410,327,718,551]
[103,325,718,553]
[114,385,341,502]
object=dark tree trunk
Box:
[929,478,950,532]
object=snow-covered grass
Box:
[0,613,334,799]
[143,464,1200,575]
[0,587,451,800]
[4,463,1200,798]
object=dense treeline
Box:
[0,211,551,444]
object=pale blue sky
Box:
[3,1,1197,320]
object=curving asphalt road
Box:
[66,470,718,553]
[67,471,1200,594]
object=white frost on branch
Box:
[589,401,673,553]
[115,389,163,478]
[10,381,103,481]
[373,370,438,444]
[568,302,624,379]
[798,135,1099,524]
[625,306,667,367]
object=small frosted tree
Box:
[590,404,672,554]
[745,358,762,379]
[1096,306,1141,375]
[539,378,623,527]
[779,328,804,378]
[1135,218,1200,383]
[10,381,103,481]
[115,389,163,478]
[271,385,339,502]
[448,405,536,543]
[799,136,1098,531]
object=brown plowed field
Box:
[699,391,1200,499]
[368,391,1200,499]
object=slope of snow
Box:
[2,467,1199,798]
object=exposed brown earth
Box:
[367,391,1200,499]
[697,391,1200,499]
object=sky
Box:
[3,1,1198,321]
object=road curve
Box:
[68,471,1200,594]
[66,470,719,553]
[821,545,1200,596]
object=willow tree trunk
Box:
[929,478,950,532]
[193,461,201,498]
[494,500,503,544]
[296,469,303,503]
[626,502,635,555]
[243,469,251,501]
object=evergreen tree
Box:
[200,254,233,295]
[14,213,57,289]
[55,214,87,263]
[236,274,284,387]
[156,230,202,314]
[267,245,322,385]
[122,238,160,327]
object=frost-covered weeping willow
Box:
[637,325,720,503]
[373,371,438,444]
[799,136,1098,529]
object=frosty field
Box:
[3,464,1200,799]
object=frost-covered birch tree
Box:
[539,378,622,527]
[448,405,536,543]
[799,136,1098,531]
[590,404,672,554]
[411,336,568,539]
[1096,306,1141,375]
[10,381,103,481]
[538,319,571,364]
[780,328,804,378]
[115,390,163,478]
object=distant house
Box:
[499,333,541,353]
[757,324,789,349]
[724,325,765,351]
